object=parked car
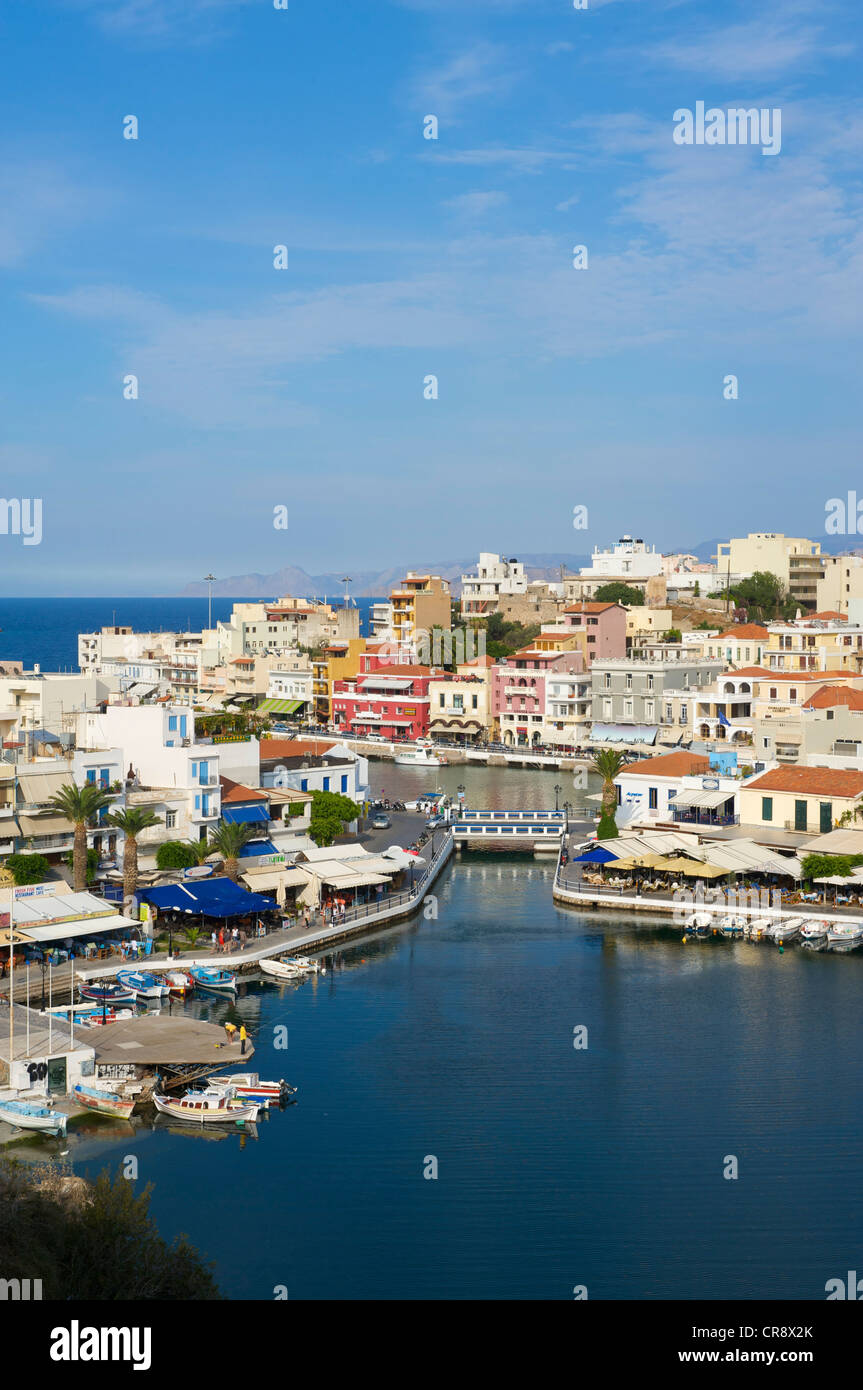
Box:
[371,813,392,829]
[425,815,446,830]
[365,733,387,743]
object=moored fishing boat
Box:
[183,1086,265,1122]
[719,916,746,938]
[280,956,320,973]
[152,1090,256,1124]
[0,1099,67,1136]
[189,966,238,994]
[684,911,713,936]
[800,920,831,948]
[79,980,137,1006]
[72,1083,136,1120]
[827,921,863,948]
[746,918,772,941]
[208,1072,296,1103]
[766,916,802,943]
[165,969,195,996]
[116,969,170,1000]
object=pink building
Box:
[561,602,627,663]
[332,664,436,740]
[491,647,584,747]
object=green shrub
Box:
[156,840,199,870]
[5,853,51,885]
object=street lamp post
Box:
[457,783,465,811]
[554,783,562,812]
[204,573,216,631]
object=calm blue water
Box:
[0,597,381,671]
[65,860,863,1301]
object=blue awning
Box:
[591,723,658,745]
[239,839,279,857]
[574,846,619,864]
[222,804,269,825]
[138,879,278,918]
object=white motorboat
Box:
[394,739,445,767]
[684,911,713,935]
[719,916,746,938]
[766,916,802,942]
[746,918,773,941]
[827,921,863,948]
[0,1099,67,1136]
[800,920,830,948]
[208,1072,296,1103]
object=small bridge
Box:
[452,809,566,853]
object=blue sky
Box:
[1,0,861,593]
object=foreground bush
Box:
[0,1159,222,1300]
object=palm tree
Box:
[208,821,257,883]
[184,838,213,866]
[48,783,114,891]
[104,807,163,899]
[590,749,626,837]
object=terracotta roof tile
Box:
[746,766,863,797]
[713,624,769,640]
[802,685,863,711]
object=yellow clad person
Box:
[239,1024,248,1056]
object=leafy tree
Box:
[799,852,863,884]
[309,790,360,847]
[48,783,114,891]
[593,583,644,606]
[663,628,683,642]
[208,821,257,882]
[105,807,162,899]
[184,838,213,865]
[728,570,789,620]
[156,840,200,871]
[693,581,700,597]
[6,853,50,885]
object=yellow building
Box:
[389,574,452,650]
[429,657,494,743]
[740,765,863,835]
[312,638,366,723]
[703,623,769,667]
[714,533,824,608]
[763,614,863,673]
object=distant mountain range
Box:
[179,537,863,600]
[178,554,594,599]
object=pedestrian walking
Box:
[210,930,217,951]
[218,928,225,952]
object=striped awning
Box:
[257,698,306,715]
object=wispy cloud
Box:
[646,18,854,81]
[0,159,105,268]
[64,0,256,44]
[411,42,519,121]
[443,190,509,219]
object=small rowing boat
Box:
[116,969,170,1000]
[47,1004,135,1027]
[72,1083,136,1120]
[0,1099,67,1136]
[260,958,306,981]
[766,916,802,943]
[189,966,237,995]
[79,980,137,1006]
[152,1090,256,1124]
